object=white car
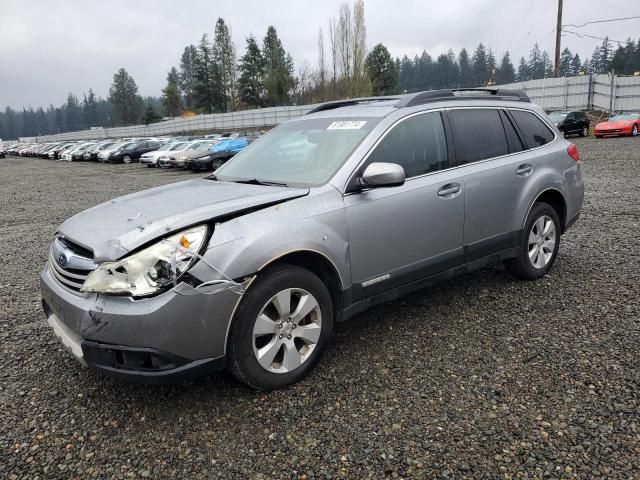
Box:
[139,142,188,167]
[97,141,131,162]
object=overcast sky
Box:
[1,0,638,109]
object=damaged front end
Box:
[41,225,249,383]
[79,225,244,297]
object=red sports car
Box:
[594,113,640,138]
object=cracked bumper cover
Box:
[40,265,242,383]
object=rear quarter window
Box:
[510,110,555,148]
[447,109,509,164]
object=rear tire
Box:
[227,264,333,391]
[504,202,561,280]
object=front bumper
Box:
[595,126,631,136]
[40,264,243,383]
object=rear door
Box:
[344,111,465,301]
[446,108,531,260]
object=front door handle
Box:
[516,164,533,176]
[437,183,461,197]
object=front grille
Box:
[49,238,97,294]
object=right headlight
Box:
[81,225,208,296]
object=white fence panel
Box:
[24,76,640,143]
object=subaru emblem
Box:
[58,253,68,268]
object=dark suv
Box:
[548,111,590,137]
[107,141,162,164]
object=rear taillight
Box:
[567,143,580,161]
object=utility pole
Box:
[554,0,563,77]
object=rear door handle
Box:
[516,164,533,176]
[437,183,461,197]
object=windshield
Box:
[98,142,115,150]
[608,114,640,121]
[187,141,214,151]
[548,112,567,122]
[168,142,187,151]
[215,117,380,187]
[118,142,135,150]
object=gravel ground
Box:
[1,138,639,479]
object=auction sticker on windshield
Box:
[327,120,367,129]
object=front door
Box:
[344,111,465,301]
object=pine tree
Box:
[598,37,613,73]
[528,44,545,79]
[589,45,601,73]
[179,45,198,111]
[364,43,399,95]
[262,26,295,106]
[65,93,82,131]
[83,89,98,127]
[162,67,182,117]
[458,48,474,87]
[237,35,265,108]
[516,56,530,81]
[193,34,216,113]
[398,55,415,92]
[496,52,516,84]
[143,105,162,125]
[559,48,573,77]
[472,43,489,86]
[35,107,47,135]
[416,51,434,90]
[571,54,582,76]
[109,68,143,125]
[212,18,236,112]
[541,51,554,78]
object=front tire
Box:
[227,264,333,390]
[579,125,588,137]
[504,202,561,280]
[632,124,638,137]
[123,155,132,164]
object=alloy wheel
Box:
[633,125,638,137]
[252,288,322,373]
[123,155,132,164]
[528,215,556,269]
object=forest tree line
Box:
[2,0,639,140]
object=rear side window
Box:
[448,109,509,164]
[499,110,524,153]
[366,112,448,177]
[510,110,555,148]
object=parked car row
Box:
[1,131,260,172]
[546,110,640,138]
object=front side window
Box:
[448,109,509,164]
[365,112,448,177]
[510,110,555,148]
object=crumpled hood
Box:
[57,179,309,262]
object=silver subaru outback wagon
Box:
[41,89,584,390]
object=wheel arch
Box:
[258,250,346,322]
[526,188,568,233]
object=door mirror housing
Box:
[360,162,406,188]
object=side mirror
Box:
[360,162,406,188]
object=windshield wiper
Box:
[232,178,289,187]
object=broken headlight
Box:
[81,225,208,296]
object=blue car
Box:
[187,137,253,172]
